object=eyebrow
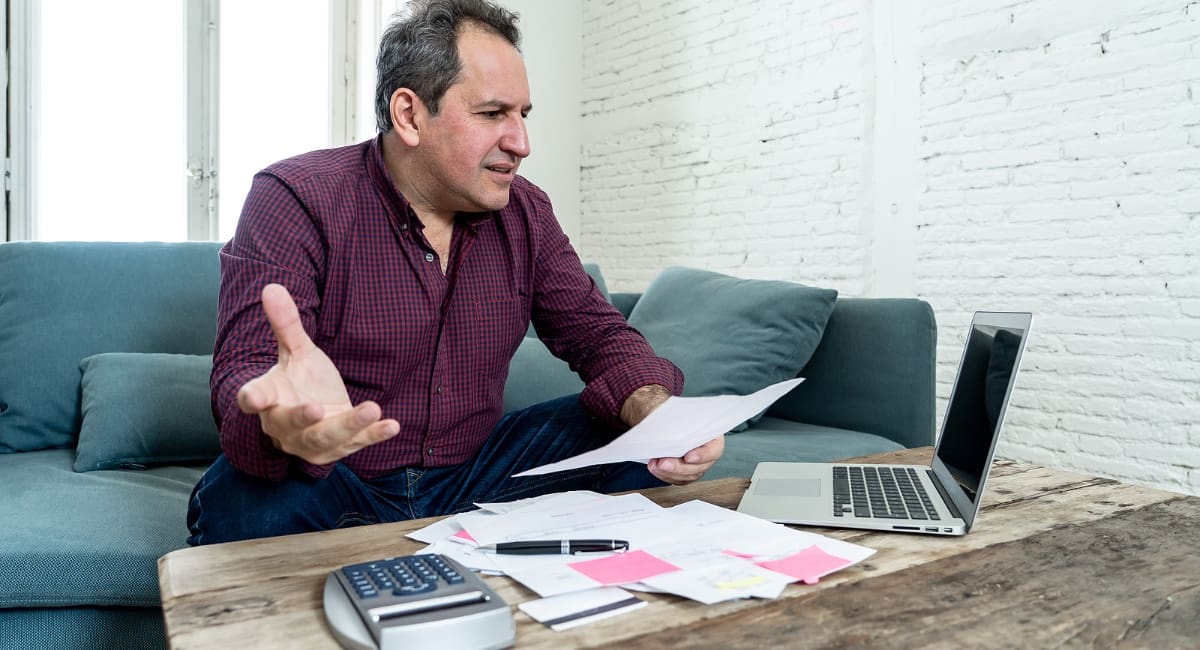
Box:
[477,99,533,115]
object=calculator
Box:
[322,553,515,650]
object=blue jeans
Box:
[186,395,663,545]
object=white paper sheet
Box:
[481,498,874,600]
[518,587,646,631]
[415,537,503,574]
[412,490,875,605]
[460,492,665,546]
[474,490,604,515]
[639,561,791,604]
[512,378,804,477]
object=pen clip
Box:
[573,543,629,556]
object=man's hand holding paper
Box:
[514,378,804,478]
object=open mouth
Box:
[485,163,516,177]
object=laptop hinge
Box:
[927,469,963,519]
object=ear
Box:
[389,88,423,147]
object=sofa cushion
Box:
[704,416,906,480]
[0,449,204,607]
[627,267,837,426]
[503,337,586,413]
[0,606,166,650]
[0,242,222,453]
[75,353,220,472]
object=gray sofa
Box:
[0,241,935,649]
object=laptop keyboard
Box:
[832,466,940,520]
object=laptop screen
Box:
[934,313,1030,508]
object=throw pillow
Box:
[626,267,838,428]
[74,352,220,472]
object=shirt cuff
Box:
[579,356,684,429]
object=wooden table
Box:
[159,448,1200,648]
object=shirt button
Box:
[435,385,443,394]
[425,253,435,262]
[399,224,408,231]
[427,447,435,455]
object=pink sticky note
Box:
[756,545,853,584]
[452,529,477,543]
[568,550,681,585]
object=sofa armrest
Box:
[767,298,937,449]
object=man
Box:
[186,0,724,545]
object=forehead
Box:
[450,26,530,104]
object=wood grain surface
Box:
[158,448,1199,649]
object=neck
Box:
[380,133,455,228]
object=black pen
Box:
[476,539,629,555]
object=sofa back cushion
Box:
[627,266,837,421]
[0,241,222,452]
[766,297,937,449]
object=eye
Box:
[480,110,501,119]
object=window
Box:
[218,0,332,242]
[5,0,391,242]
[36,1,187,241]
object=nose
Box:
[501,116,530,159]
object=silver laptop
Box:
[737,311,1032,536]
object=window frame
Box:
[4,0,365,242]
[6,0,37,241]
[186,0,220,241]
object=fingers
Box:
[237,376,280,414]
[298,407,400,465]
[258,399,400,466]
[261,283,315,357]
[684,435,725,464]
[331,402,401,448]
[357,417,402,448]
[649,435,726,485]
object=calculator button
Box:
[395,582,435,596]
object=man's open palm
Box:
[236,284,399,465]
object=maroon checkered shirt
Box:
[212,137,682,481]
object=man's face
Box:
[416,26,531,215]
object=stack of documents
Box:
[405,380,874,629]
[409,490,875,611]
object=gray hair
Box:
[375,0,522,132]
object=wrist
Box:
[620,384,672,427]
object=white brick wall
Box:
[579,0,1200,496]
[580,0,867,292]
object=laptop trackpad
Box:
[754,478,821,498]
